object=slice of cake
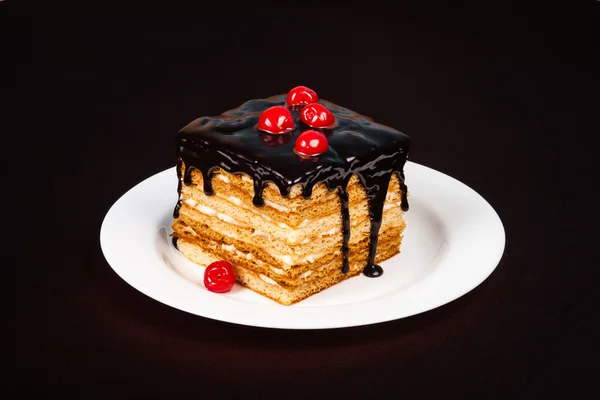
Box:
[171,86,410,305]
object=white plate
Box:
[100,161,505,329]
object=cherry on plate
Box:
[204,260,236,293]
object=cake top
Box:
[177,93,410,199]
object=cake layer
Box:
[173,193,405,259]
[176,232,402,305]
[181,166,406,228]
[173,222,404,285]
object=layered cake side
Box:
[171,87,410,305]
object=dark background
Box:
[5,1,598,397]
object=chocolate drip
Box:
[337,187,351,274]
[253,179,264,207]
[173,158,183,218]
[395,170,410,211]
[174,94,410,277]
[358,171,389,278]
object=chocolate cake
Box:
[171,86,410,305]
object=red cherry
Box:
[294,130,329,157]
[257,106,295,134]
[204,260,236,293]
[285,86,318,107]
[300,103,336,128]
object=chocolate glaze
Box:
[174,94,410,277]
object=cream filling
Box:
[320,226,340,237]
[275,219,312,230]
[209,240,259,264]
[213,193,273,222]
[222,243,236,252]
[226,195,242,206]
[264,199,289,212]
[271,267,286,275]
[184,198,248,228]
[251,230,271,239]
[214,173,230,183]
[259,274,280,286]
[301,270,313,278]
[264,248,328,267]
[383,201,402,211]
[197,204,216,216]
[298,219,310,228]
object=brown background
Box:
[6,1,598,397]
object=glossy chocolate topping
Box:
[174,94,410,277]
